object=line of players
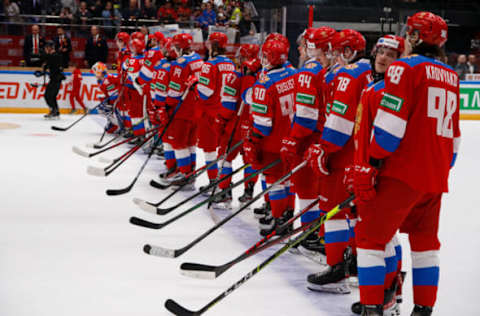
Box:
[90,10,460,316]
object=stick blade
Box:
[136,200,158,214]
[164,299,199,316]
[180,263,219,280]
[85,143,95,148]
[86,165,106,177]
[97,156,113,164]
[51,126,67,131]
[72,145,91,158]
[156,206,174,215]
[143,244,177,258]
[129,216,161,229]
[149,179,170,190]
[106,185,132,196]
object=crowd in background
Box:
[2,0,259,38]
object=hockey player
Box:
[195,32,237,197]
[163,33,203,188]
[68,63,86,114]
[91,61,122,134]
[280,26,336,255]
[305,29,372,294]
[137,32,165,89]
[351,12,460,315]
[123,38,146,140]
[344,34,407,315]
[153,38,179,178]
[115,32,131,132]
[243,39,297,236]
[210,43,262,208]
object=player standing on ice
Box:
[91,61,123,134]
[305,29,372,294]
[280,27,336,258]
[350,12,460,316]
[162,33,203,189]
[195,32,237,200]
[344,34,408,316]
[115,32,131,135]
[243,39,298,236]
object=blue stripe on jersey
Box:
[139,71,151,82]
[373,126,402,153]
[253,122,272,136]
[301,210,322,223]
[324,229,349,244]
[198,90,210,100]
[412,267,439,286]
[177,156,191,167]
[385,255,397,274]
[358,266,387,286]
[222,101,237,111]
[451,153,457,167]
[322,126,350,147]
[220,166,233,175]
[293,115,317,131]
[395,245,402,261]
[132,121,145,131]
[164,150,175,161]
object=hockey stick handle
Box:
[165,195,354,316]
[51,99,106,131]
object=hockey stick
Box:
[148,140,243,190]
[72,125,161,158]
[51,100,105,131]
[206,101,246,210]
[86,127,159,177]
[164,195,355,316]
[137,162,250,216]
[129,160,279,230]
[143,160,304,259]
[105,86,191,196]
[134,140,244,211]
[180,197,323,279]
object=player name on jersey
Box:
[425,65,458,88]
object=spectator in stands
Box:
[123,0,140,25]
[140,0,156,19]
[102,1,122,37]
[229,1,242,26]
[84,25,108,68]
[467,54,478,74]
[216,7,228,25]
[177,0,192,22]
[61,0,78,14]
[54,26,72,68]
[4,0,21,34]
[157,1,177,24]
[455,54,469,80]
[75,1,92,25]
[238,11,257,37]
[23,24,45,67]
[59,7,74,24]
[89,0,104,17]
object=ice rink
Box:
[1,113,479,316]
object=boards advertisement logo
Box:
[0,70,102,110]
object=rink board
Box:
[0,69,480,119]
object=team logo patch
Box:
[331,100,348,115]
[145,60,152,66]
[224,86,237,96]
[305,63,317,69]
[251,102,267,114]
[177,57,185,63]
[296,93,315,105]
[199,76,210,85]
[345,64,358,70]
[169,81,181,91]
[157,83,167,91]
[106,84,115,91]
[163,62,170,68]
[380,93,403,112]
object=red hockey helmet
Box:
[116,32,130,44]
[375,34,405,55]
[131,31,144,42]
[164,37,178,59]
[261,40,289,67]
[172,33,193,50]
[333,29,366,53]
[306,26,336,51]
[407,11,448,47]
[208,32,228,49]
[154,31,166,46]
[265,32,290,51]
[130,38,145,54]
[238,43,260,60]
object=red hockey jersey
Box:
[320,58,373,170]
[165,52,203,121]
[138,46,164,85]
[98,73,120,104]
[250,66,298,153]
[369,54,461,193]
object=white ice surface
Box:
[0,114,479,316]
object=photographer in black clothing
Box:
[41,41,66,119]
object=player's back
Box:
[371,54,460,193]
